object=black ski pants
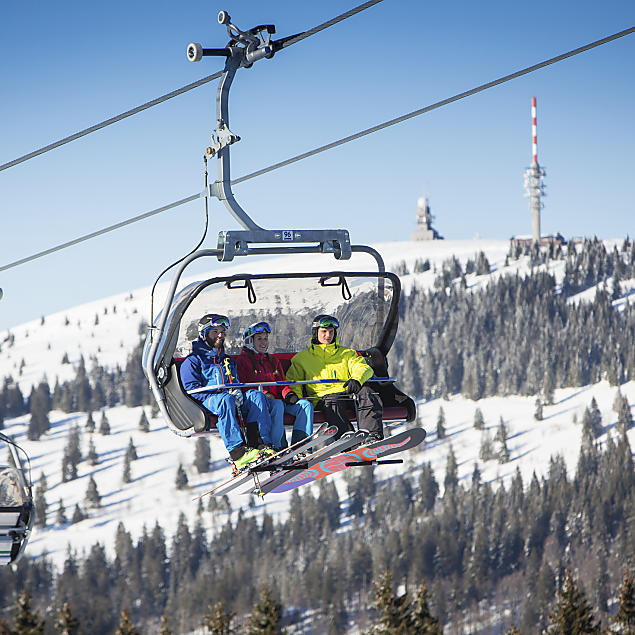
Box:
[318,385,383,439]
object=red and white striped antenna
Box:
[524,96,546,242]
[532,96,538,165]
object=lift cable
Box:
[0,72,223,174]
[0,0,384,174]
[0,25,632,275]
[273,0,383,51]
[233,25,634,186]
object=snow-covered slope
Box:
[1,239,633,570]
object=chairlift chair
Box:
[0,433,34,566]
[141,11,417,439]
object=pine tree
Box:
[150,400,160,419]
[586,397,603,437]
[443,446,458,493]
[54,602,80,634]
[542,366,555,405]
[617,397,633,437]
[548,569,600,634]
[471,462,481,489]
[417,462,439,512]
[56,499,67,525]
[87,437,98,466]
[99,410,111,435]
[125,342,149,407]
[410,579,442,633]
[246,586,285,635]
[126,437,138,461]
[12,588,45,634]
[73,356,91,412]
[27,382,51,440]
[61,425,82,482]
[138,409,150,432]
[534,398,543,421]
[122,453,132,484]
[85,475,101,508]
[436,406,446,440]
[479,430,495,461]
[115,609,140,635]
[33,482,47,528]
[85,411,95,433]
[613,388,624,413]
[201,601,235,635]
[71,504,85,524]
[194,437,211,473]
[611,571,635,632]
[175,464,188,490]
[495,417,510,463]
[370,570,412,634]
[473,407,485,430]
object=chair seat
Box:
[201,405,410,433]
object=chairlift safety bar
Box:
[186,377,397,395]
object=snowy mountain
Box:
[1,238,633,571]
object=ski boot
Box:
[232,447,262,472]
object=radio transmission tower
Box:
[523,97,546,243]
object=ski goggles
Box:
[243,321,271,340]
[198,314,231,330]
[250,322,271,334]
[312,315,339,329]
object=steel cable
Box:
[0,73,223,173]
[1,25,633,273]
[0,0,384,174]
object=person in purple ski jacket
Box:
[179,313,275,470]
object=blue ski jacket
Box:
[179,339,240,404]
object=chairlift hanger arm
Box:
[188,12,359,257]
[188,12,274,231]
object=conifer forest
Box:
[1,238,634,633]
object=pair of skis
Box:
[193,422,338,499]
[195,424,427,500]
[247,427,427,496]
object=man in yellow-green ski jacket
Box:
[286,314,383,441]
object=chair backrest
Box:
[0,508,24,566]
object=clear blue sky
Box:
[1,0,633,331]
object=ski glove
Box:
[284,392,298,405]
[344,379,362,395]
[229,388,243,407]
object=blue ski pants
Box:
[277,399,314,449]
[203,390,274,452]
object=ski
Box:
[193,423,337,500]
[268,427,427,494]
[247,429,369,496]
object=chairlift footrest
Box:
[250,462,309,472]
[344,459,404,467]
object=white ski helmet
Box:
[242,321,271,351]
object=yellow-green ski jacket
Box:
[286,338,374,402]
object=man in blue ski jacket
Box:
[179,313,275,469]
